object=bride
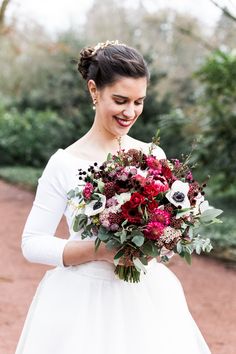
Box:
[15,40,211,354]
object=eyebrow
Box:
[112,94,146,100]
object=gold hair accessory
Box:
[92,40,125,55]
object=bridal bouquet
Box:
[67,142,222,283]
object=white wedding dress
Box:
[15,147,211,354]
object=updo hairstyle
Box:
[77,40,149,89]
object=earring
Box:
[92,97,97,110]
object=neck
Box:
[82,120,124,156]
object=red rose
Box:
[143,183,161,198]
[130,192,145,208]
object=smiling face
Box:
[88,76,147,137]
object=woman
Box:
[15,40,211,354]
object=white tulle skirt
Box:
[15,259,211,354]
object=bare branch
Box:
[175,25,217,51]
[0,0,11,27]
[210,0,236,22]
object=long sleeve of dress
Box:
[21,152,70,267]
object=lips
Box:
[114,116,135,127]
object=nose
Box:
[122,104,135,119]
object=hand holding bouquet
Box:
[67,143,222,283]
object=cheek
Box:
[136,106,144,117]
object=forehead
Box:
[102,77,147,98]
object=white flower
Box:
[166,180,190,209]
[115,192,131,206]
[192,192,205,215]
[160,247,174,259]
[84,194,106,217]
[136,168,148,178]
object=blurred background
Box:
[0,2,236,353]
[0,0,235,263]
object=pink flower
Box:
[146,156,162,173]
[83,182,94,199]
[151,209,171,226]
[154,177,169,192]
[144,221,165,240]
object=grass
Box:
[0,166,43,191]
[0,166,235,262]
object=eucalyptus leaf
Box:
[184,252,192,265]
[151,244,159,257]
[195,244,202,255]
[176,207,191,214]
[114,248,125,260]
[132,235,145,247]
[120,230,127,244]
[67,189,75,199]
[73,214,88,232]
[130,230,144,237]
[200,208,223,223]
[133,257,147,274]
[95,237,102,252]
[139,256,148,265]
[106,152,113,161]
[176,241,183,254]
[121,219,128,227]
[106,239,121,250]
[97,227,110,241]
[141,241,154,256]
[97,180,104,193]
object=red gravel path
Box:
[0,180,235,354]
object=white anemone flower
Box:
[84,194,106,217]
[166,180,190,209]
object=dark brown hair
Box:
[77,41,149,89]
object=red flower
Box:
[150,209,171,226]
[133,174,146,187]
[146,156,162,173]
[144,221,165,240]
[121,201,142,224]
[82,182,94,199]
[143,183,162,197]
[130,192,145,208]
[162,165,173,180]
[147,199,159,212]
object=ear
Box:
[87,79,98,100]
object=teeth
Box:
[115,117,133,126]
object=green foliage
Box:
[194,50,236,189]
[157,108,194,159]
[0,166,43,190]
[0,106,74,166]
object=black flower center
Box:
[93,201,103,210]
[173,191,185,203]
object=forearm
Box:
[62,240,103,266]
